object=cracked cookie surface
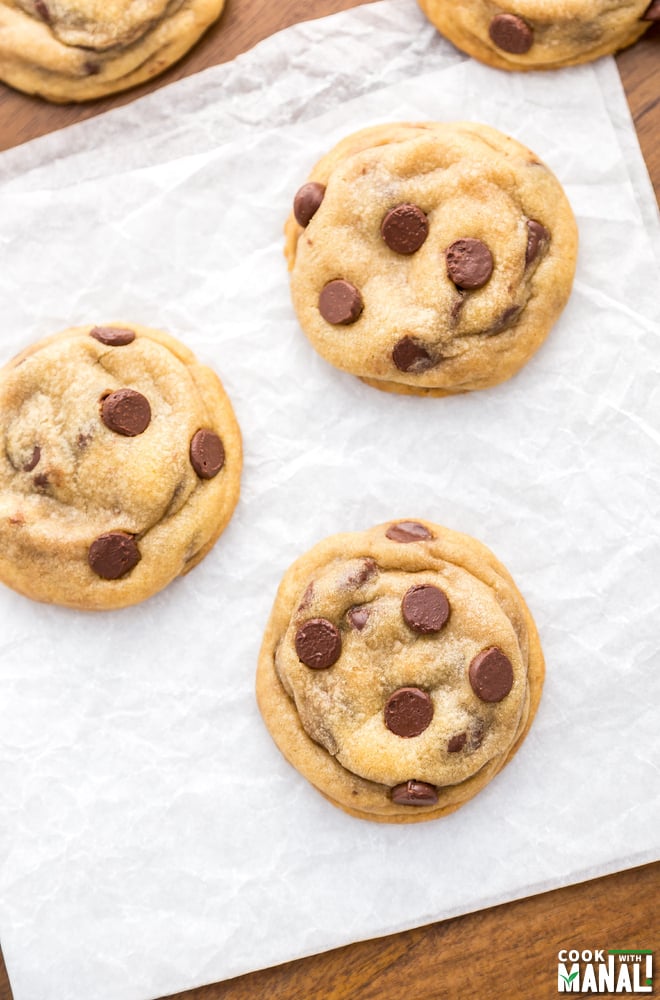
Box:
[0,323,241,610]
[256,520,544,823]
[285,122,578,397]
[417,0,658,71]
[0,0,225,102]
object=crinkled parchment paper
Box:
[0,2,658,998]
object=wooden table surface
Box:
[0,3,657,999]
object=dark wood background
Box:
[0,3,657,998]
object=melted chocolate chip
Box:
[392,337,434,373]
[384,688,434,738]
[319,280,363,325]
[402,584,450,634]
[295,618,342,669]
[471,721,485,750]
[451,296,466,323]
[344,558,378,588]
[23,446,41,472]
[33,473,49,490]
[469,647,514,703]
[489,13,534,54]
[381,204,429,255]
[84,60,101,76]
[525,219,550,267]
[89,532,141,580]
[77,432,92,449]
[385,522,433,543]
[34,0,51,22]
[190,429,225,480]
[447,731,467,753]
[293,182,326,227]
[446,239,494,290]
[347,606,370,630]
[101,389,151,437]
[297,582,315,613]
[643,0,660,19]
[391,780,438,806]
[490,305,522,334]
[90,326,136,347]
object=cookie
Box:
[0,323,241,610]
[256,520,544,823]
[285,123,578,397]
[0,0,225,102]
[417,0,658,71]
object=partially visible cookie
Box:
[0,0,226,102]
[0,323,241,610]
[417,0,658,71]
[285,122,578,397]
[257,520,544,823]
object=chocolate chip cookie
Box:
[417,0,658,71]
[285,122,578,396]
[0,0,225,102]
[0,323,241,610]
[256,520,544,823]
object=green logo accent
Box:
[608,950,653,955]
[560,972,578,985]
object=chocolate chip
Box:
[469,647,514,702]
[525,219,550,267]
[84,60,101,76]
[295,618,342,669]
[319,280,363,325]
[190,429,225,480]
[293,182,326,227]
[392,337,434,373]
[297,582,315,613]
[489,305,522,334]
[447,732,467,753]
[471,721,485,750]
[101,389,151,437]
[384,688,434,738]
[643,0,660,19]
[90,326,135,347]
[381,204,429,255]
[385,522,433,543]
[446,239,494,290]
[89,532,141,580]
[489,13,534,54]
[451,296,466,323]
[23,446,41,472]
[34,0,51,22]
[347,607,369,630]
[391,780,438,806]
[402,584,450,634]
[33,473,49,489]
[344,558,378,588]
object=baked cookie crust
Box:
[257,520,544,823]
[285,122,578,397]
[0,323,241,609]
[0,0,226,102]
[417,0,657,71]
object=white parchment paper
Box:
[0,3,658,998]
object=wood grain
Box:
[617,28,660,200]
[0,3,657,999]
